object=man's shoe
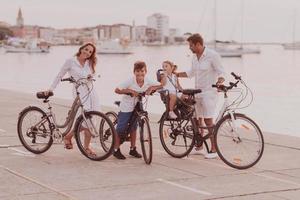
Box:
[113,149,126,160]
[129,147,142,158]
[204,152,218,159]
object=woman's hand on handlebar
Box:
[44,90,53,96]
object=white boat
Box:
[237,46,261,54]
[282,42,300,50]
[4,39,50,53]
[283,10,300,50]
[144,41,165,46]
[5,45,50,53]
[215,47,243,57]
[210,0,243,58]
[97,39,133,54]
[208,43,243,57]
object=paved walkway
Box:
[0,89,300,200]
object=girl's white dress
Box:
[50,57,100,111]
[163,73,179,95]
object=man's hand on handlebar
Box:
[216,77,225,86]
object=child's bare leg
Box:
[114,132,121,149]
[169,94,177,111]
[130,130,137,148]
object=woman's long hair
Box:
[76,43,97,73]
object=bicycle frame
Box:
[42,77,98,138]
[124,95,148,135]
[44,96,80,137]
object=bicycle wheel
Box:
[99,111,117,152]
[215,113,264,169]
[17,106,53,154]
[159,113,195,158]
[74,111,115,161]
[139,116,152,164]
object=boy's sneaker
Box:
[129,147,142,158]
[168,111,177,119]
[204,152,218,159]
[113,149,126,160]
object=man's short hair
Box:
[187,33,204,46]
[134,61,147,72]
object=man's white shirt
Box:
[186,47,226,96]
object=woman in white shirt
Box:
[46,43,100,156]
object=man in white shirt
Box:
[177,33,226,159]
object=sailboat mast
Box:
[292,9,296,45]
[214,0,217,48]
[241,0,244,47]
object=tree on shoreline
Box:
[0,27,13,40]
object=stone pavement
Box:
[0,89,299,200]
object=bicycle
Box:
[17,76,116,161]
[102,92,153,164]
[159,72,264,169]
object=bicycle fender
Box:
[19,106,46,117]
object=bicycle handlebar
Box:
[212,72,242,92]
[125,90,156,97]
[61,76,95,84]
[61,77,75,83]
[231,72,241,80]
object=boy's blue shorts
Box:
[116,111,138,135]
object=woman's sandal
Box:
[85,148,97,157]
[64,138,73,150]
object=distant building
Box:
[0,21,11,28]
[10,25,39,39]
[10,8,39,39]
[23,26,39,39]
[16,8,24,27]
[110,24,131,40]
[147,13,169,42]
[39,27,56,42]
[55,28,80,44]
[80,28,98,43]
[53,28,98,45]
[0,21,12,40]
[97,25,111,40]
[145,28,157,42]
[135,25,147,42]
[131,20,136,42]
[169,28,181,44]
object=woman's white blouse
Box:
[50,57,100,111]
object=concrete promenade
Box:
[0,88,299,200]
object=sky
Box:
[1,0,300,42]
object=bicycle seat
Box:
[181,89,202,95]
[36,91,53,99]
[114,101,121,106]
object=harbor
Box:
[1,0,300,199]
